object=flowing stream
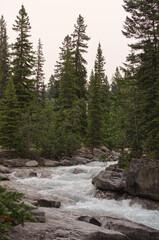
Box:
[16,161,159,230]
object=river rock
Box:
[4,158,26,167]
[0,173,10,181]
[10,208,128,240]
[37,199,61,208]
[78,216,101,226]
[100,146,110,153]
[26,160,38,167]
[73,168,85,174]
[124,158,159,201]
[44,159,60,167]
[92,165,125,192]
[99,215,159,240]
[93,148,103,157]
[71,156,89,165]
[0,165,12,174]
[29,172,38,177]
[74,147,94,159]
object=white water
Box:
[16,161,159,230]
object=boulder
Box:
[93,148,103,157]
[92,165,125,192]
[101,146,110,153]
[74,147,94,159]
[4,158,26,167]
[73,168,85,174]
[71,156,89,165]
[44,159,60,167]
[26,160,38,167]
[0,173,10,181]
[37,199,61,208]
[0,165,12,174]
[78,216,101,226]
[124,158,159,201]
[29,172,38,177]
[100,215,159,240]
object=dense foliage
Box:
[0,2,159,159]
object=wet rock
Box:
[71,156,89,165]
[92,165,125,192]
[60,159,73,166]
[37,199,61,208]
[0,165,12,174]
[26,160,38,167]
[101,146,110,153]
[93,148,103,157]
[100,215,159,240]
[29,172,37,177]
[4,158,26,167]
[32,157,45,166]
[78,216,101,226]
[10,208,128,240]
[124,158,159,201]
[73,168,85,174]
[31,210,45,223]
[0,173,10,181]
[44,159,60,167]
[74,147,94,159]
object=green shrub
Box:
[0,184,36,240]
[118,152,132,170]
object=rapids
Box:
[15,161,159,230]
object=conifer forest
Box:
[0,1,159,160]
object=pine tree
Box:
[59,35,77,110]
[72,14,90,99]
[47,74,60,100]
[0,78,19,153]
[123,0,159,156]
[35,38,45,104]
[87,65,104,148]
[0,16,10,99]
[11,5,35,109]
[94,43,110,145]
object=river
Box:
[15,161,159,230]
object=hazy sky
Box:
[0,0,130,83]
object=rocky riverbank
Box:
[1,150,159,239]
[92,158,159,210]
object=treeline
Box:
[0,1,159,159]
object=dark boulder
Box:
[4,158,26,167]
[37,199,61,208]
[92,165,125,192]
[124,158,159,201]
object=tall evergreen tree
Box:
[87,65,104,148]
[0,78,19,153]
[0,16,10,98]
[11,5,35,109]
[93,43,111,145]
[123,0,159,156]
[35,38,45,104]
[72,14,90,99]
[47,74,60,100]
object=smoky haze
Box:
[0,0,129,84]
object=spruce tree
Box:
[0,78,19,153]
[87,65,104,148]
[94,43,110,145]
[35,38,45,104]
[47,74,60,100]
[72,14,90,99]
[123,0,159,156]
[0,16,10,99]
[11,5,35,109]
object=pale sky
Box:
[0,0,129,84]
